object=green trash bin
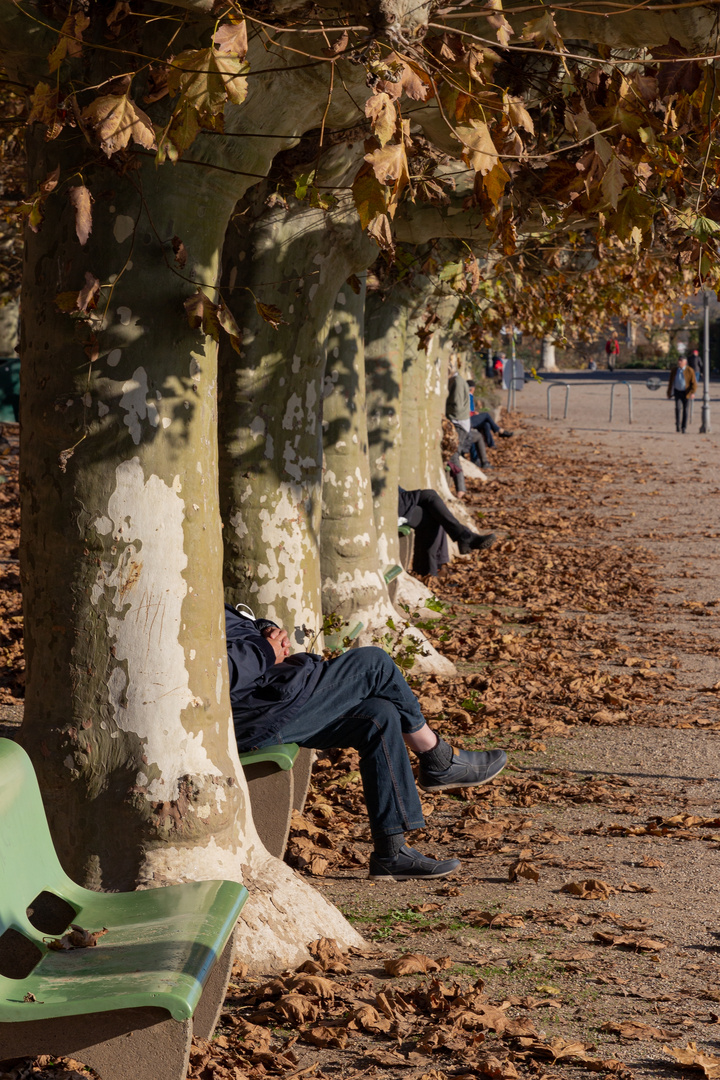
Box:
[0,357,19,422]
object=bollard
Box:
[609,381,633,424]
[547,382,570,420]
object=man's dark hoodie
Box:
[225,604,323,751]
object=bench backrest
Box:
[0,739,77,941]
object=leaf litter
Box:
[4,423,720,1078]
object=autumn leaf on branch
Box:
[47,11,90,73]
[487,0,513,48]
[81,94,157,157]
[69,185,93,246]
[255,300,285,330]
[212,20,249,60]
[458,120,499,176]
[184,289,244,351]
[365,92,397,148]
[27,83,65,141]
[55,273,101,317]
[521,10,564,51]
[352,163,389,229]
[167,48,249,126]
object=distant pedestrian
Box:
[667,356,697,433]
[605,337,620,372]
[492,352,506,384]
[587,359,597,371]
[687,348,703,381]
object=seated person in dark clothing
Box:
[467,379,513,450]
[399,486,495,577]
[226,604,507,881]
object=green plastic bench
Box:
[0,738,248,1080]
[398,524,414,573]
[238,743,315,858]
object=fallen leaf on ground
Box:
[665,1042,720,1079]
[602,1020,679,1041]
[561,879,616,899]
[384,953,441,976]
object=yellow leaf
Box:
[365,92,397,148]
[458,121,498,176]
[507,96,534,135]
[483,161,511,207]
[521,10,563,50]
[168,48,248,123]
[364,142,408,186]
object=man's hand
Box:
[262,626,290,664]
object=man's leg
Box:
[674,390,683,431]
[457,428,489,468]
[681,390,689,432]
[471,413,497,448]
[414,492,498,557]
[269,648,505,878]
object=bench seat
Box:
[239,743,315,857]
[0,738,247,1080]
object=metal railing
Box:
[609,381,633,424]
[547,382,570,420]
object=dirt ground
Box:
[4,375,720,1080]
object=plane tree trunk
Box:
[12,50,364,972]
[365,281,442,616]
[218,178,371,645]
[320,276,399,636]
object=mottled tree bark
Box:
[320,277,399,634]
[218,181,373,643]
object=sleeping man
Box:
[226,603,506,881]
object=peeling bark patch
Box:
[120,367,160,444]
[92,458,221,796]
[113,215,135,244]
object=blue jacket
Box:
[225,604,323,751]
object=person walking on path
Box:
[605,336,620,372]
[667,355,697,433]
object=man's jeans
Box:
[260,647,426,839]
[674,388,689,432]
[471,411,500,449]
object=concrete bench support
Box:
[240,744,315,858]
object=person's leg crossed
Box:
[274,688,426,838]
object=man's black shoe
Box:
[499,430,514,438]
[458,532,496,554]
[368,845,461,881]
[419,747,507,792]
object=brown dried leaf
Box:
[287,974,336,1000]
[275,992,319,1023]
[561,878,616,899]
[365,92,397,147]
[664,1042,720,1079]
[384,953,441,976]
[213,20,249,59]
[349,1002,393,1032]
[508,858,540,882]
[602,1021,679,1041]
[81,94,157,157]
[46,924,108,950]
[593,931,667,951]
[69,185,93,246]
[172,236,187,268]
[255,300,285,329]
